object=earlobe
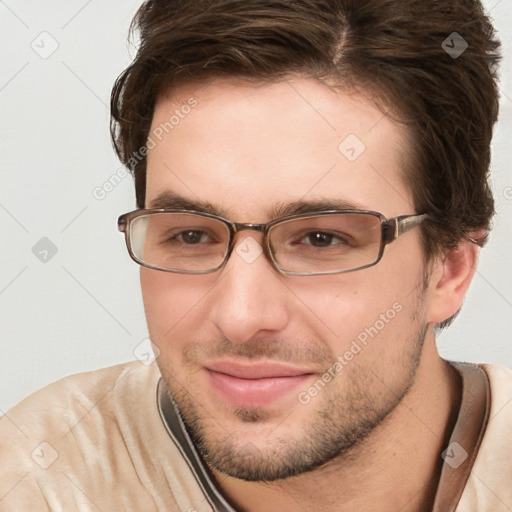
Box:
[427,237,481,324]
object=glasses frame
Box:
[118,208,428,276]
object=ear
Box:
[427,236,481,324]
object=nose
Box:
[208,235,290,343]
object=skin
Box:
[141,76,479,511]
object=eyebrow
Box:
[269,199,363,218]
[148,191,365,220]
[149,191,223,215]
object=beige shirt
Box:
[0,360,511,511]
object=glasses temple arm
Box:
[384,213,429,242]
[117,217,128,233]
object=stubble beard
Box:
[157,317,427,482]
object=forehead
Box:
[146,77,414,220]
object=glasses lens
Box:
[129,213,230,272]
[269,213,382,274]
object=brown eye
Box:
[176,230,209,244]
[299,231,347,248]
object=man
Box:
[0,0,509,510]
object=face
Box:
[142,77,431,481]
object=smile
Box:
[205,360,314,408]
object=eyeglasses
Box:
[117,209,428,276]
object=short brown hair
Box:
[111,0,501,258]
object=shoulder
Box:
[0,362,207,511]
[457,363,512,512]
[1,361,159,440]
[480,363,512,439]
[481,362,512,390]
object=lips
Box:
[204,360,314,408]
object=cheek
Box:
[291,261,423,355]
[285,270,403,331]
[140,269,211,339]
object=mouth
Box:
[204,360,315,408]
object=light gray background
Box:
[1,0,511,412]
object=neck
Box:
[211,338,462,512]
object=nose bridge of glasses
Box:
[231,222,267,234]
[226,222,270,262]
[229,222,268,246]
